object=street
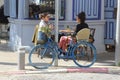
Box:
[0,73,119,80]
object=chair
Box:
[76,28,95,60]
[89,28,96,43]
[32,25,39,45]
[90,28,95,37]
[76,28,90,41]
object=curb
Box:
[67,68,108,73]
[25,68,108,74]
[0,67,120,75]
[25,67,120,74]
[26,69,67,74]
[25,68,120,74]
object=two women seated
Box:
[32,12,93,52]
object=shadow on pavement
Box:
[95,52,115,66]
[0,42,12,52]
[0,62,17,65]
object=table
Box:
[59,29,74,35]
[58,29,74,42]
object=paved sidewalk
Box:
[0,40,120,75]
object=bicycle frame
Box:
[45,38,77,60]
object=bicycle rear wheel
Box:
[29,44,55,69]
[72,41,96,68]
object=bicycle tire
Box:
[72,41,96,68]
[28,44,55,69]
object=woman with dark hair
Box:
[59,12,89,52]
[74,12,88,34]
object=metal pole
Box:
[115,0,120,66]
[54,0,59,67]
[55,0,59,42]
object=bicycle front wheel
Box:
[72,41,96,68]
[29,44,55,69]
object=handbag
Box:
[37,31,48,44]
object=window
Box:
[29,0,65,20]
[4,0,18,18]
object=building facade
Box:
[4,0,117,53]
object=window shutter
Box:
[4,0,10,16]
[23,0,29,18]
[10,0,17,18]
[73,0,101,20]
[18,0,29,19]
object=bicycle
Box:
[28,29,97,69]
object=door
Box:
[104,0,117,45]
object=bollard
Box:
[18,50,25,70]
[17,46,31,70]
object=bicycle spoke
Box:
[29,45,55,69]
[73,41,96,67]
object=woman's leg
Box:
[59,36,72,51]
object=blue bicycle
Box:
[29,29,97,69]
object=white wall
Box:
[88,20,105,53]
[8,18,39,51]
